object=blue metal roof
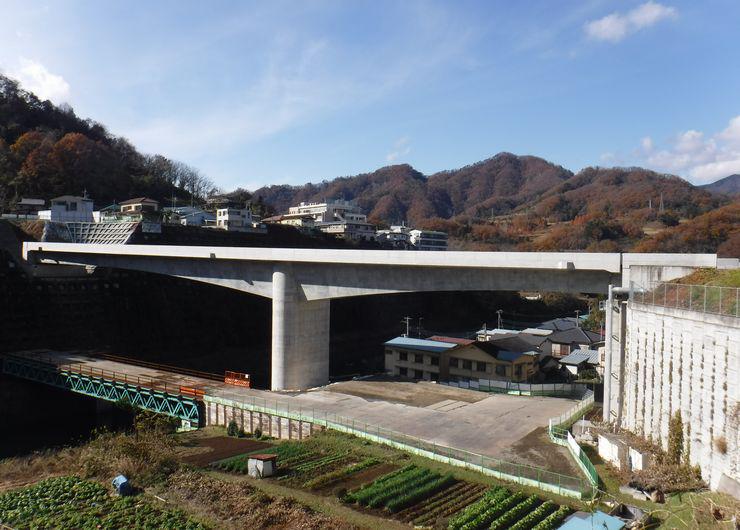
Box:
[558,511,625,530]
[384,336,456,354]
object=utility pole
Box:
[496,309,503,329]
[575,309,580,326]
[659,193,665,213]
[418,317,424,338]
[401,316,412,337]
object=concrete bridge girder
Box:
[23,243,719,391]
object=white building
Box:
[376,225,412,248]
[216,207,257,231]
[38,195,94,223]
[288,200,376,241]
[409,229,448,251]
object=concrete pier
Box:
[271,266,330,391]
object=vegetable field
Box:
[448,486,572,530]
[0,476,207,529]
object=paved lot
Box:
[14,350,579,474]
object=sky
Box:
[1,1,739,190]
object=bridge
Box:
[22,242,717,390]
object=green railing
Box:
[205,393,595,499]
[2,353,201,427]
[547,390,598,494]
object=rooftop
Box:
[559,349,600,366]
[548,327,602,344]
[120,197,159,205]
[384,336,457,354]
[426,335,475,345]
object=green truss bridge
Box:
[1,351,215,428]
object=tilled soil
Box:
[179,436,270,467]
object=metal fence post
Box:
[689,285,692,311]
[704,285,707,313]
[719,287,722,315]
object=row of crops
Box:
[212,440,362,486]
[448,486,571,530]
[211,439,575,530]
[0,476,207,529]
[343,464,456,513]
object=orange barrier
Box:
[224,371,251,388]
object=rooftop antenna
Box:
[401,316,412,337]
[418,317,424,338]
[496,309,503,329]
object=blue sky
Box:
[2,1,739,189]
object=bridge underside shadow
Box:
[31,252,620,390]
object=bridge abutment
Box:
[271,266,330,390]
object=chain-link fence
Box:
[632,281,739,317]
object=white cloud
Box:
[386,136,411,163]
[636,115,740,184]
[641,136,654,153]
[584,2,677,43]
[10,57,70,103]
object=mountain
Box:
[0,73,215,209]
[254,159,731,253]
[253,153,574,225]
[700,174,740,196]
[255,157,719,220]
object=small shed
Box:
[248,453,277,478]
[628,446,652,471]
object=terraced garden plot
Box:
[343,465,456,514]
[399,481,488,527]
[447,486,572,530]
[0,476,207,529]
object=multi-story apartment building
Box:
[216,207,257,231]
[409,229,448,251]
[288,200,376,241]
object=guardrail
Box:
[205,393,596,499]
[632,281,739,318]
[440,379,588,397]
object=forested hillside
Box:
[0,74,215,208]
[1,72,736,256]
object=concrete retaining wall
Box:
[623,302,739,493]
[203,398,315,440]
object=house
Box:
[547,327,602,357]
[559,349,600,376]
[288,200,376,241]
[384,336,457,381]
[216,206,257,231]
[163,207,216,227]
[446,339,541,383]
[376,225,412,248]
[262,213,316,230]
[15,197,45,215]
[38,195,94,222]
[119,197,159,214]
[409,229,447,251]
[538,316,584,331]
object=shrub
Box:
[227,420,239,437]
[254,428,262,439]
